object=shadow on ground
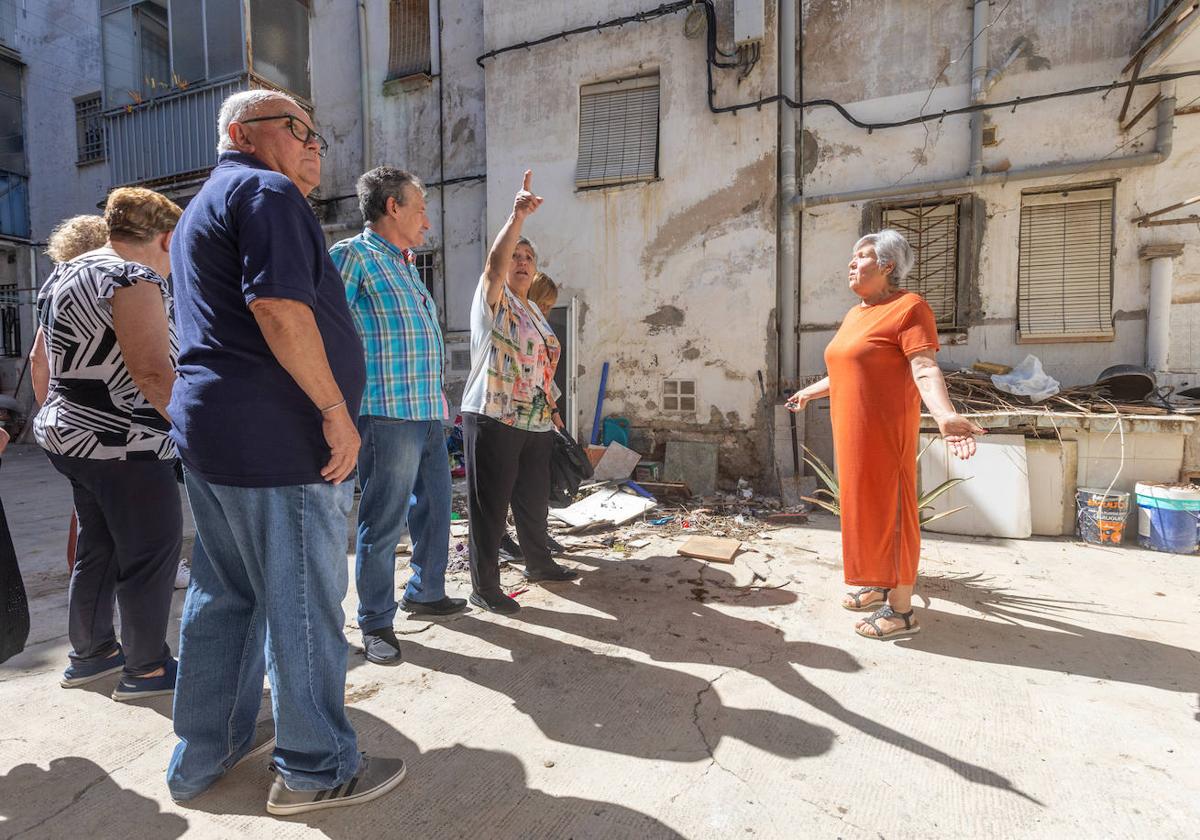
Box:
[178,708,686,839]
[0,757,189,840]
[910,571,1200,721]
[410,554,1040,802]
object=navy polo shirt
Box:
[167,152,366,487]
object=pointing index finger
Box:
[522,169,533,192]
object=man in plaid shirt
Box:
[331,167,465,667]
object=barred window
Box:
[413,249,437,293]
[1018,185,1115,342]
[576,74,660,189]
[75,94,105,165]
[883,200,961,329]
[387,0,432,80]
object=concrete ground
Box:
[1,442,1198,840]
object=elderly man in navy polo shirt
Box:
[164,90,406,815]
[331,167,466,668]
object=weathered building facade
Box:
[0,0,108,409]
[12,1,1198,487]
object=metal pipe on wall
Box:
[357,0,373,172]
[798,93,1176,208]
[777,0,799,388]
[968,0,991,178]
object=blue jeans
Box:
[167,473,360,800]
[355,416,451,633]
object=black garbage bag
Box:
[549,428,594,508]
[0,480,29,664]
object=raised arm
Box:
[786,376,830,413]
[908,350,985,459]
[250,297,358,485]
[481,170,543,309]
[112,281,176,421]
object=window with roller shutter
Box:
[1017,185,1116,342]
[576,74,660,189]
[883,200,961,329]
[387,0,432,81]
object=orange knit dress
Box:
[824,291,939,588]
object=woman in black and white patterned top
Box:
[30,187,185,700]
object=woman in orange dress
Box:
[788,230,983,639]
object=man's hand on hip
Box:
[321,406,360,484]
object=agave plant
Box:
[799,439,969,528]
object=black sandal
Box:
[856,604,920,639]
[842,586,890,612]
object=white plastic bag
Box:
[990,354,1060,403]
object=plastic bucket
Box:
[1135,483,1200,554]
[1076,488,1131,545]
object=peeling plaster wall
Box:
[482,0,779,481]
[799,1,1200,393]
[339,0,488,338]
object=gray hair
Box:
[855,229,914,288]
[217,89,302,153]
[516,235,538,264]
[357,166,427,224]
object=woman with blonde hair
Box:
[46,215,109,264]
[528,271,559,315]
[31,187,185,699]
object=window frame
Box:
[74,92,106,165]
[386,0,435,83]
[1016,182,1117,344]
[575,72,661,191]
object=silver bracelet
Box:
[319,399,346,414]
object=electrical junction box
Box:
[733,0,765,45]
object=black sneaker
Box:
[468,591,520,615]
[548,536,566,554]
[362,628,403,666]
[498,534,524,564]
[266,753,406,816]
[523,564,579,583]
[400,596,468,616]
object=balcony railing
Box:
[104,77,251,187]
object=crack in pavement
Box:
[8,769,109,839]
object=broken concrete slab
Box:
[592,441,642,481]
[663,440,718,497]
[551,486,658,528]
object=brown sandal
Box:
[842,586,889,611]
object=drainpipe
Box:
[969,0,991,178]
[1141,242,1185,373]
[778,0,799,387]
[798,92,1176,208]
[357,0,373,172]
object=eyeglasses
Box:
[238,114,329,158]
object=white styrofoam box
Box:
[919,433,1032,539]
[1026,438,1079,536]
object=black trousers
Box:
[46,453,181,675]
[462,413,555,595]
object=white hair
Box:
[855,229,914,288]
[217,89,302,153]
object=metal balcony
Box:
[104,77,251,187]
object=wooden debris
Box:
[677,536,742,563]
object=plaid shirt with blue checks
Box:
[331,229,448,421]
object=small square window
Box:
[662,379,696,413]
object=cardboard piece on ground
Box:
[677,536,742,563]
[585,445,607,469]
[550,485,657,528]
[592,441,642,481]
